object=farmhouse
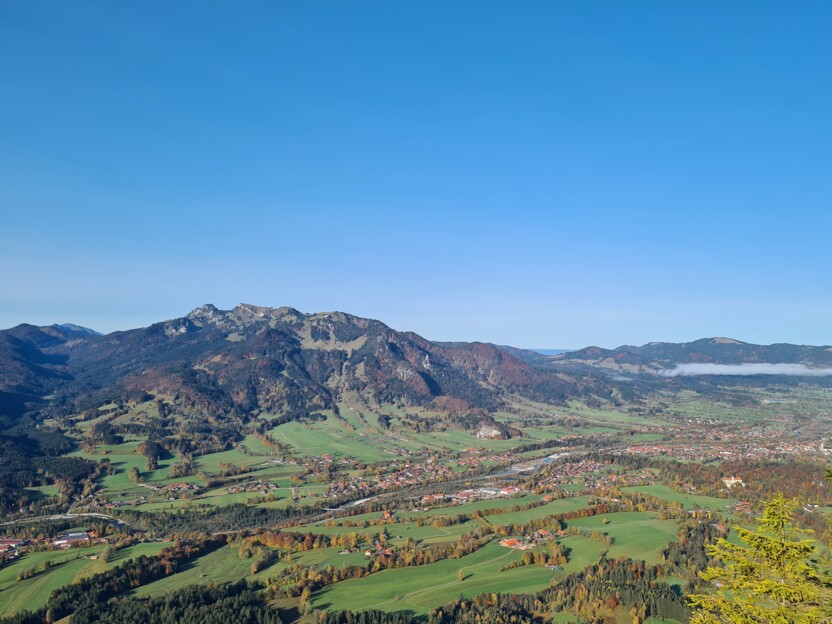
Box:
[499,538,533,550]
[167,482,199,493]
[0,539,27,551]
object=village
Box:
[533,458,660,491]
[621,438,827,462]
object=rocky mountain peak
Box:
[186,303,221,322]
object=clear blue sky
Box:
[2,2,830,348]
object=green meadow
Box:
[0,542,170,617]
[131,544,285,598]
[313,541,554,615]
[566,511,680,564]
[623,484,738,511]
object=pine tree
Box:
[688,494,832,623]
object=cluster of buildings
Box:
[498,529,562,550]
[457,448,515,468]
[622,439,827,462]
[363,539,395,560]
[1,531,104,558]
[376,463,453,489]
[421,485,524,507]
[729,501,753,514]
[498,537,533,550]
[166,482,200,493]
[537,459,606,484]
[327,462,456,498]
[1,530,116,562]
[53,531,102,549]
[99,497,147,509]
[0,538,29,560]
[536,459,659,491]
[226,479,279,494]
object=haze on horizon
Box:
[2,2,831,349]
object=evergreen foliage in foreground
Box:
[689,494,832,624]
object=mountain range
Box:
[542,337,832,374]
[0,304,616,427]
[2,304,831,427]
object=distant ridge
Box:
[548,337,832,375]
[52,323,101,336]
[530,349,574,355]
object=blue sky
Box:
[2,2,831,347]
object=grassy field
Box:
[313,541,555,615]
[267,403,585,466]
[298,518,478,544]
[271,420,395,463]
[298,495,598,544]
[566,511,680,564]
[131,544,285,598]
[479,495,596,525]
[292,546,369,569]
[0,542,170,617]
[623,484,737,511]
[24,484,61,500]
[70,440,180,499]
[304,509,681,617]
[306,507,673,617]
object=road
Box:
[0,512,126,527]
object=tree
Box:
[127,466,142,484]
[298,587,313,615]
[688,494,832,623]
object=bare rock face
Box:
[476,425,502,439]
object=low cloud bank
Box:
[659,363,832,378]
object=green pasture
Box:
[623,485,737,511]
[481,495,596,526]
[25,484,61,499]
[131,544,285,598]
[300,519,477,545]
[291,546,368,569]
[268,408,576,467]
[313,541,555,615]
[271,421,393,463]
[71,440,180,498]
[0,541,170,618]
[566,512,680,564]
[195,446,277,473]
